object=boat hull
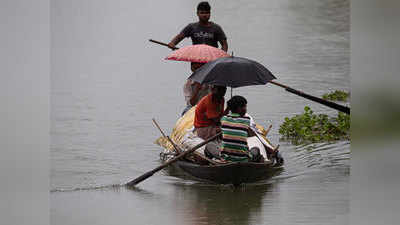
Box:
[175,160,281,185]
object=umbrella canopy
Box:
[188,56,276,88]
[165,44,230,63]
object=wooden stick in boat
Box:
[264,124,272,136]
[152,119,218,165]
[126,132,221,187]
[152,119,181,154]
[251,124,272,146]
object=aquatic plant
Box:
[322,90,350,101]
[279,106,350,145]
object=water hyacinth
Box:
[322,90,350,101]
[279,106,350,145]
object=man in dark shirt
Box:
[168,1,228,51]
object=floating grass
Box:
[322,90,350,102]
[279,106,350,145]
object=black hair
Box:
[197,1,211,11]
[227,95,247,113]
[213,85,227,92]
[191,62,204,66]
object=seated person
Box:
[193,85,228,140]
[205,95,263,162]
[181,62,210,116]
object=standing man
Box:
[168,1,228,52]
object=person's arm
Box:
[215,24,228,52]
[220,39,228,52]
[264,145,277,156]
[169,23,193,49]
[208,105,223,125]
[223,105,230,116]
[210,117,221,125]
[264,144,283,165]
[168,33,185,50]
[189,82,202,106]
[207,109,223,126]
[247,127,257,137]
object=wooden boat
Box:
[175,160,282,186]
[156,107,283,186]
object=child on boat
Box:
[205,95,270,162]
[222,96,263,162]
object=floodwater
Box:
[51,0,350,224]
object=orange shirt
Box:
[194,93,225,128]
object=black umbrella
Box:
[188,56,276,88]
[187,55,349,114]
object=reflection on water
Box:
[171,184,273,225]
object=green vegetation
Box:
[279,106,350,145]
[322,90,350,101]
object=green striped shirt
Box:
[220,113,250,161]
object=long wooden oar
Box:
[149,39,179,50]
[126,132,221,187]
[269,81,350,114]
[149,39,350,114]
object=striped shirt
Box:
[220,113,251,161]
